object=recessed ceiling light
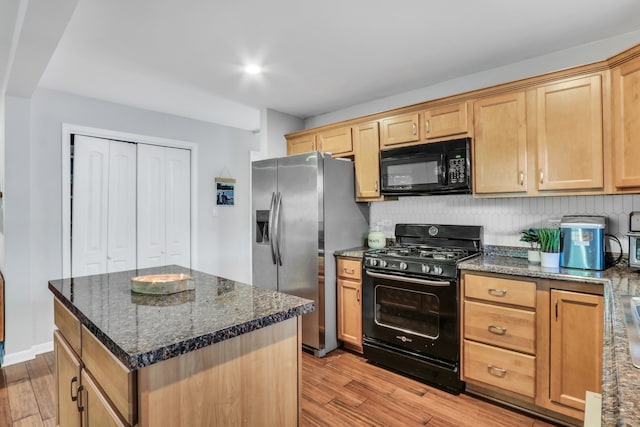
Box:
[244,65,262,75]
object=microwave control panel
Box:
[448,157,467,184]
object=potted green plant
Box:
[537,228,561,268]
[520,229,540,264]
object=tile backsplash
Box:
[370,194,640,253]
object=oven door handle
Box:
[365,270,451,287]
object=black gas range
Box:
[362,223,483,394]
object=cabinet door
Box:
[536,75,604,191]
[612,57,640,189]
[422,101,469,140]
[287,135,316,155]
[549,290,603,412]
[354,121,381,200]
[55,331,82,427]
[81,370,127,427]
[337,278,362,352]
[473,92,528,194]
[317,126,353,156]
[380,112,419,147]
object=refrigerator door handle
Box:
[268,192,277,264]
[274,192,283,266]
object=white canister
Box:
[367,231,386,249]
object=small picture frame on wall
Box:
[215,177,235,206]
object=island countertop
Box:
[48,265,314,371]
[459,255,640,427]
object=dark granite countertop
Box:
[459,255,640,427]
[48,265,314,371]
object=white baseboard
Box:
[2,340,54,367]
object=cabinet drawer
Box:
[54,298,81,355]
[81,326,137,425]
[337,258,362,280]
[464,300,535,354]
[464,274,536,308]
[464,340,535,398]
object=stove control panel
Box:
[364,255,458,279]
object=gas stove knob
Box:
[421,264,431,273]
[433,266,443,275]
[399,261,408,270]
[368,258,378,267]
[379,260,388,268]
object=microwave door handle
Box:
[440,155,447,184]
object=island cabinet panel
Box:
[354,121,381,201]
[81,326,137,426]
[421,101,470,141]
[81,370,128,427]
[612,55,640,190]
[473,91,528,194]
[137,317,300,427]
[380,112,420,148]
[54,298,81,355]
[54,331,82,427]
[535,74,604,192]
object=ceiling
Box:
[11,0,640,131]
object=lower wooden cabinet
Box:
[461,272,603,425]
[337,257,363,353]
[54,299,133,427]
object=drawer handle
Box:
[76,384,85,412]
[488,325,507,335]
[343,268,355,274]
[487,365,507,377]
[488,288,507,297]
[70,376,79,402]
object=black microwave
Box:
[380,137,471,196]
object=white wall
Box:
[371,194,638,254]
[260,108,304,159]
[3,88,259,364]
[305,29,640,128]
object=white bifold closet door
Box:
[137,144,191,269]
[72,135,137,277]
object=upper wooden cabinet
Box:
[287,134,316,155]
[421,101,470,141]
[612,54,640,190]
[317,126,354,156]
[380,112,419,148]
[353,121,381,201]
[535,74,604,192]
[473,92,528,194]
[286,127,353,157]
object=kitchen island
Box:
[459,254,640,427]
[49,265,314,426]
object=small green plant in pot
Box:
[520,229,540,264]
[537,228,560,268]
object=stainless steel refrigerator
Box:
[252,152,369,357]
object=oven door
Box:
[362,269,459,363]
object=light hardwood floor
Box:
[0,349,558,426]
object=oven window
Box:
[386,160,439,187]
[374,285,439,339]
